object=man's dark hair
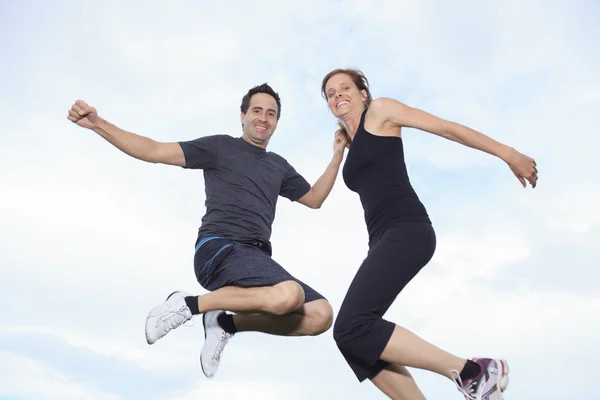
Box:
[240,83,282,120]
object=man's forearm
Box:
[310,153,344,208]
[92,119,159,162]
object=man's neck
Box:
[242,134,268,149]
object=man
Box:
[67,83,347,378]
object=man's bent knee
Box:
[268,281,305,315]
[305,299,333,336]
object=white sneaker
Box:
[453,358,510,400]
[200,311,233,378]
[145,291,193,345]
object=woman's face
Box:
[324,73,367,118]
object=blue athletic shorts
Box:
[193,236,325,303]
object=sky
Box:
[1,0,599,399]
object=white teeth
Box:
[337,101,349,108]
[255,126,267,131]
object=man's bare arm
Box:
[68,99,186,167]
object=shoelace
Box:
[157,306,192,331]
[213,332,231,362]
[451,370,477,400]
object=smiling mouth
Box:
[336,100,350,108]
[254,126,268,131]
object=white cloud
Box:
[0,351,122,400]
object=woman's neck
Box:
[340,107,365,140]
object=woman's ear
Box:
[361,89,368,103]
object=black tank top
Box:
[342,109,430,241]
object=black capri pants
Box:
[333,222,436,382]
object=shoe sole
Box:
[166,291,181,300]
[497,359,509,398]
[200,313,212,378]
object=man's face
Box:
[241,93,279,148]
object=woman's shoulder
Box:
[369,97,406,114]
[368,96,411,123]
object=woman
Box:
[322,68,537,400]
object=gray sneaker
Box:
[453,358,510,400]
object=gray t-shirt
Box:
[179,134,311,244]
